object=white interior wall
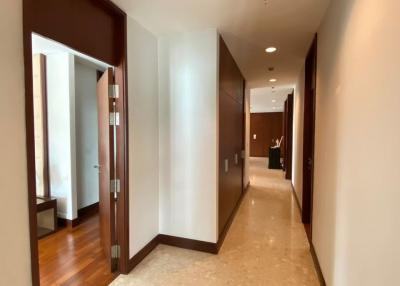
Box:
[0,1,31,285]
[75,60,99,210]
[314,0,400,285]
[158,29,219,243]
[292,66,305,207]
[127,17,160,257]
[47,53,77,220]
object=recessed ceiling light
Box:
[272,107,277,110]
[272,99,276,103]
[265,47,277,53]
[269,78,277,82]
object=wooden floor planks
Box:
[38,215,117,286]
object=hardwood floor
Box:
[39,214,117,286]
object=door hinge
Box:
[111,244,120,259]
[108,84,119,99]
[109,112,120,126]
[110,179,120,193]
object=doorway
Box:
[31,34,119,285]
[23,0,129,285]
[302,35,317,240]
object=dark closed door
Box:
[302,36,317,240]
[97,68,116,271]
[285,93,294,180]
[218,37,245,235]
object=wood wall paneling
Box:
[218,37,245,235]
[250,112,283,157]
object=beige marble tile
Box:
[111,157,319,286]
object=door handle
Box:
[224,159,229,173]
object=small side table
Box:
[36,197,57,239]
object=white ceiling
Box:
[250,86,292,113]
[113,0,330,89]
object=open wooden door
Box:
[97,68,118,271]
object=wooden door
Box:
[285,92,294,180]
[302,36,317,240]
[97,68,116,271]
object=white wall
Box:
[75,60,99,209]
[47,53,78,220]
[158,29,219,243]
[314,0,400,285]
[0,1,32,285]
[127,17,160,257]
[292,66,305,207]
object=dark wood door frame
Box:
[302,35,318,241]
[284,92,294,179]
[23,0,129,285]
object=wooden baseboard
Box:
[57,217,79,228]
[78,202,99,221]
[57,203,99,229]
[310,243,326,286]
[128,183,250,273]
[128,234,218,273]
[128,236,159,271]
[158,234,218,254]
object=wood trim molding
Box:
[127,185,251,273]
[158,234,218,254]
[310,243,326,286]
[57,217,80,228]
[128,236,159,271]
[78,202,99,220]
[128,234,218,273]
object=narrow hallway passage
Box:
[112,157,318,286]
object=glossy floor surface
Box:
[39,215,116,286]
[112,157,319,286]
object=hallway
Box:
[112,157,318,286]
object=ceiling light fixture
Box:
[272,99,276,103]
[265,47,277,53]
[269,78,277,82]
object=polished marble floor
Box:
[111,157,319,286]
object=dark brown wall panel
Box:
[250,112,283,157]
[218,37,244,235]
